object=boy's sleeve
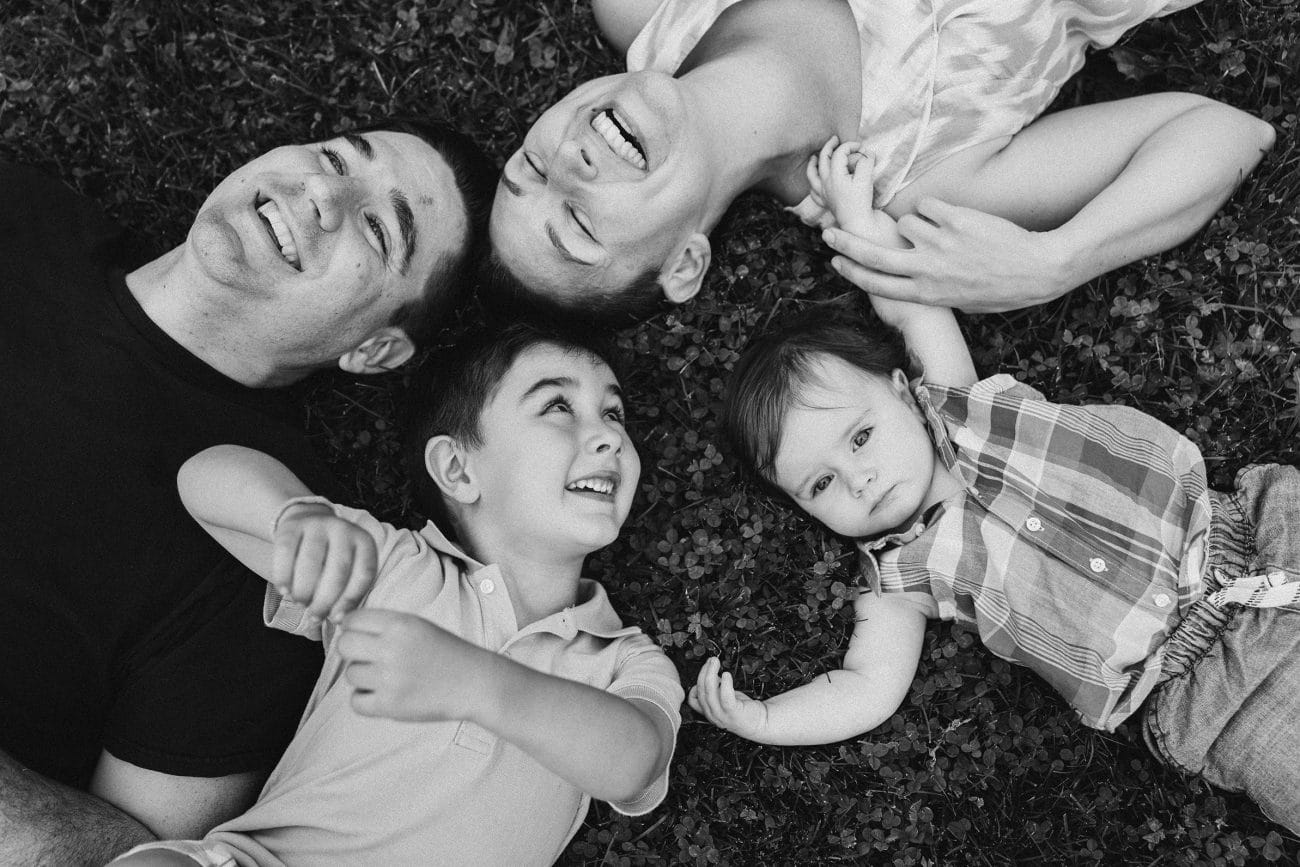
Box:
[261,495,441,641]
[604,632,685,816]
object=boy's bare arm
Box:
[337,609,674,804]
[690,592,927,745]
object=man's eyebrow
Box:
[520,376,577,401]
[342,132,375,160]
[393,190,416,275]
[546,223,591,266]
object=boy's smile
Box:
[467,343,640,558]
[772,356,959,539]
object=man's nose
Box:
[556,140,598,183]
[303,174,361,232]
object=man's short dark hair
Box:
[403,320,620,533]
[723,306,911,490]
[476,244,665,330]
[362,119,496,349]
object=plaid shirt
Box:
[858,375,1212,731]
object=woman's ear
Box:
[658,232,711,304]
[338,326,416,375]
[424,435,480,505]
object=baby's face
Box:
[771,357,941,539]
[468,342,640,557]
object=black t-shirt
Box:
[0,164,327,787]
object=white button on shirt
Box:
[1153,593,1171,608]
[1089,557,1107,573]
[1025,516,1043,532]
[478,578,495,594]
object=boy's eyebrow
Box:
[520,376,577,401]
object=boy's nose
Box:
[590,426,623,455]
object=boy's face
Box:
[468,342,640,556]
[771,355,942,539]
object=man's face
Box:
[772,356,942,539]
[467,343,641,558]
[489,72,713,302]
[188,130,465,364]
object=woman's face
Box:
[490,71,716,301]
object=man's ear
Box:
[424,435,480,506]
[338,326,416,375]
[658,232,711,304]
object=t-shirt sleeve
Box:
[261,496,441,643]
[603,632,685,816]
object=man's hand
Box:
[823,196,1074,313]
[688,657,770,741]
[272,503,377,623]
[335,609,490,722]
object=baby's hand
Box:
[688,657,769,740]
[814,137,906,249]
[272,503,377,623]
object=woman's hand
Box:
[823,197,1073,313]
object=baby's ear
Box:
[424,435,480,505]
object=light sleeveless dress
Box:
[625,0,1201,225]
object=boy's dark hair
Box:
[477,244,665,330]
[403,320,620,533]
[723,307,910,489]
[362,119,497,350]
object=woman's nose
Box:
[556,140,598,183]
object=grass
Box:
[3,1,1298,864]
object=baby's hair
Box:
[723,306,910,489]
[403,321,619,531]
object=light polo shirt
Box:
[207,497,683,867]
[858,375,1211,731]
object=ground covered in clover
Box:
[3,2,1299,864]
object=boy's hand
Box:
[335,609,490,723]
[272,503,377,623]
[688,656,769,740]
[815,137,905,248]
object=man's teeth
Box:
[567,477,615,495]
[592,110,647,170]
[256,200,301,269]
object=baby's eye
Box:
[320,146,346,175]
[851,428,872,449]
[811,475,832,496]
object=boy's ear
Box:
[657,232,711,304]
[338,327,416,375]
[424,435,480,505]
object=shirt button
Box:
[1024,516,1043,532]
[479,578,495,594]
[1153,593,1172,608]
[1089,557,1107,573]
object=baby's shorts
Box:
[110,839,237,866]
[1143,463,1300,834]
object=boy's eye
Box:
[811,475,832,496]
[604,405,626,424]
[320,146,346,175]
[543,396,572,414]
[851,428,872,449]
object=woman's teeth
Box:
[592,110,647,170]
[256,200,301,269]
